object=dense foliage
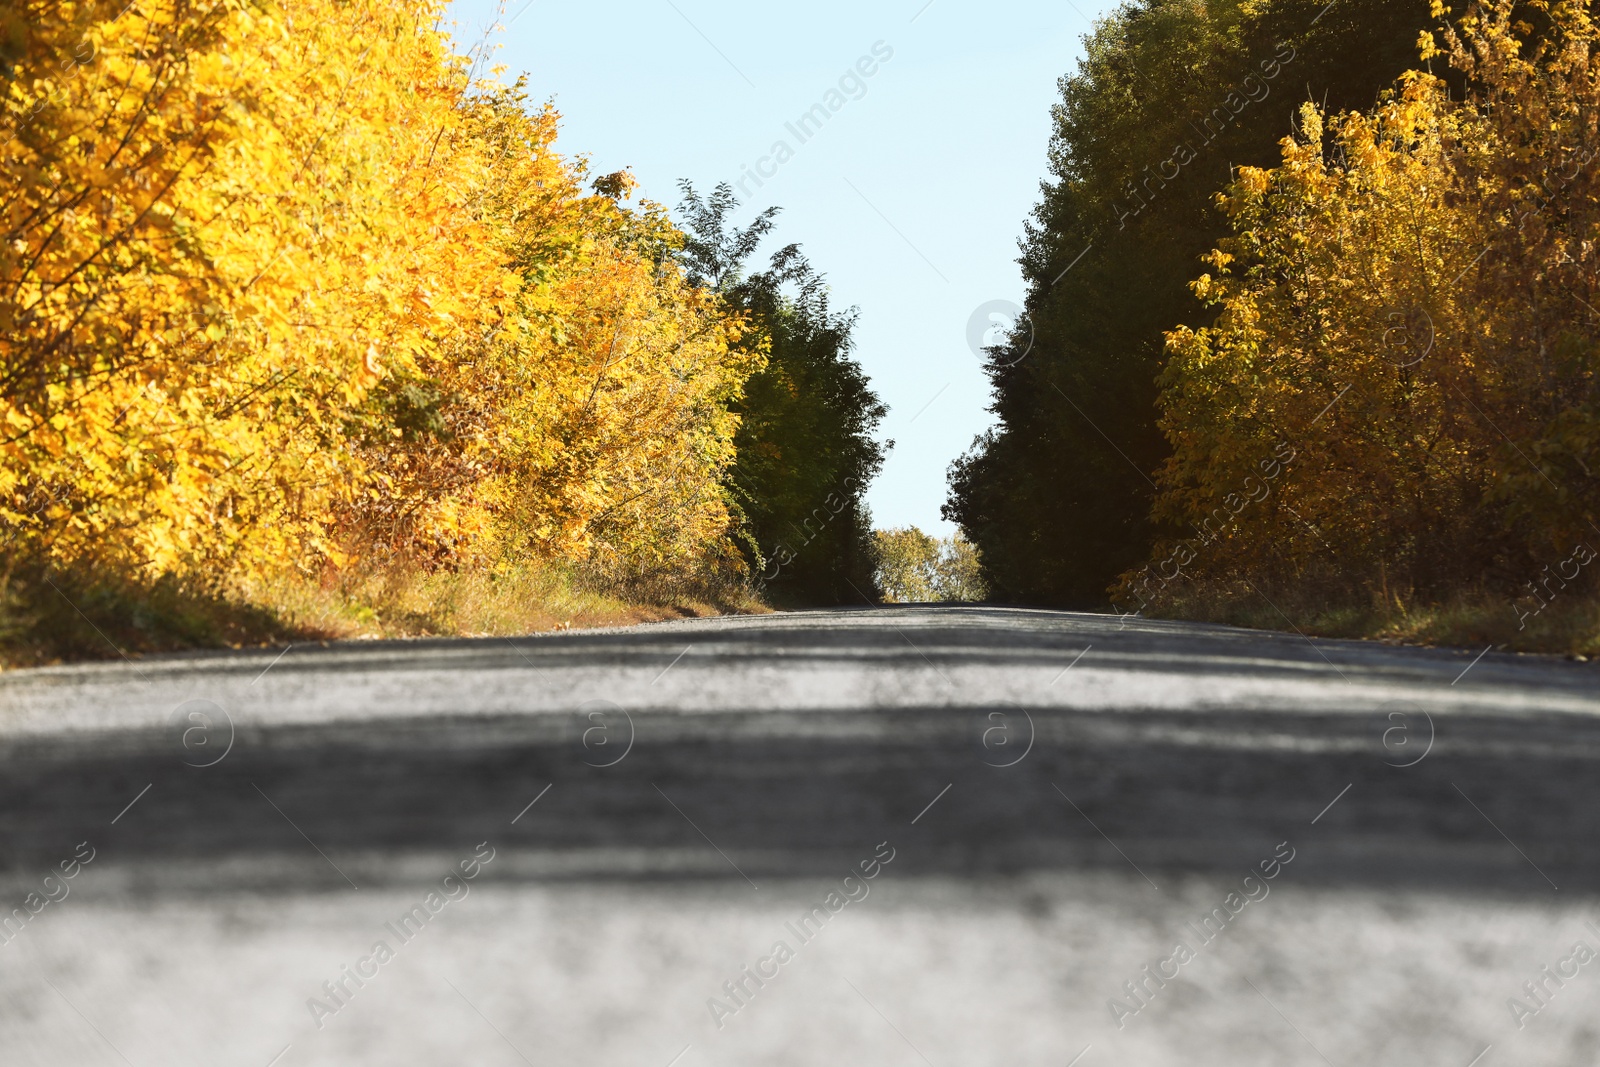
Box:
[1,0,765,627]
[1126,0,1600,619]
[945,0,1438,605]
[676,183,888,606]
[874,528,987,603]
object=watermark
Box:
[1380,304,1435,368]
[760,475,862,581]
[1107,840,1296,1029]
[1380,701,1434,768]
[979,706,1034,767]
[578,699,634,768]
[966,300,1033,367]
[732,41,894,200]
[1509,143,1600,236]
[1111,44,1298,230]
[1445,113,1600,285]
[306,842,497,1030]
[1,4,140,149]
[1114,439,1298,618]
[1512,542,1594,630]
[0,841,97,949]
[1507,933,1597,1029]
[170,698,234,768]
[704,841,896,1030]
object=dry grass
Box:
[0,558,767,670]
[1150,580,1600,658]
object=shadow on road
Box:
[3,700,1595,896]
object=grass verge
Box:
[0,559,766,671]
[1150,581,1600,658]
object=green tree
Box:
[874,527,989,603]
[933,533,987,602]
[874,527,940,603]
[676,182,889,606]
[945,0,1437,606]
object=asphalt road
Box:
[2,606,1599,1066]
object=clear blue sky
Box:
[444,0,1106,535]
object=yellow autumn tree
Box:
[3,0,513,575]
[333,83,760,584]
[2,0,759,642]
[1125,0,1600,618]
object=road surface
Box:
[1,606,1598,1066]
